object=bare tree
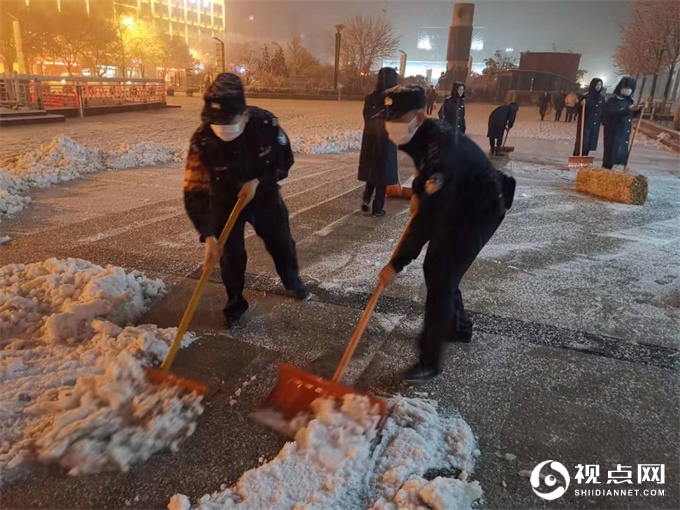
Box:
[340,15,399,85]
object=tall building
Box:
[23,0,226,44]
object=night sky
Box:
[225,0,631,87]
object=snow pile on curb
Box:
[0,136,181,223]
[169,396,481,510]
[291,130,363,154]
[0,258,203,475]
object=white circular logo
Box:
[531,460,570,501]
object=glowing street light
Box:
[122,17,135,28]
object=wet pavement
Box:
[1,107,679,509]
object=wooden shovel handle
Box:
[332,215,414,383]
[629,109,644,154]
[579,99,586,157]
[160,194,249,372]
[502,128,511,147]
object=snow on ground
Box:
[0,136,182,224]
[169,396,481,510]
[0,258,203,476]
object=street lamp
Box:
[333,24,344,91]
[212,36,225,73]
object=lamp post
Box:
[7,14,26,74]
[333,24,344,91]
[213,36,225,73]
[398,50,407,78]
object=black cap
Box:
[201,73,247,124]
[384,86,426,120]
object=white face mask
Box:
[385,117,418,146]
[211,119,246,142]
[621,88,632,97]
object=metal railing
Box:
[0,73,166,115]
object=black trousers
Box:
[426,102,435,115]
[489,134,503,152]
[566,107,576,122]
[216,183,304,305]
[363,182,386,214]
[419,215,504,367]
[555,109,563,121]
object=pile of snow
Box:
[0,136,181,224]
[0,258,203,475]
[291,129,363,155]
[169,396,481,510]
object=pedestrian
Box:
[438,81,466,133]
[565,90,579,122]
[553,91,565,121]
[538,91,551,121]
[487,102,519,156]
[358,67,399,217]
[378,86,516,382]
[573,78,605,157]
[183,73,311,325]
[602,76,642,170]
[426,85,437,115]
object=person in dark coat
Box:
[358,67,399,217]
[553,92,565,121]
[573,78,605,157]
[379,86,515,382]
[426,85,437,115]
[538,91,551,121]
[183,73,311,325]
[602,76,642,170]
[438,81,466,133]
[487,102,519,155]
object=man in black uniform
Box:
[183,73,311,325]
[487,102,518,156]
[379,86,515,382]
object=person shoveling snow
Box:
[0,258,203,476]
[169,395,482,510]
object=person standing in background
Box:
[358,67,399,217]
[438,82,466,134]
[426,85,437,115]
[553,91,565,121]
[573,78,605,157]
[565,90,579,122]
[538,91,551,121]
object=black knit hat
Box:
[384,86,426,120]
[201,73,247,124]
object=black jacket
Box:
[438,83,466,133]
[183,106,292,241]
[426,87,437,105]
[553,93,565,110]
[358,68,399,186]
[392,120,516,272]
[576,78,605,152]
[602,77,640,168]
[487,103,518,137]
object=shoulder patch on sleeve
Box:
[272,117,278,127]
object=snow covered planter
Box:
[169,396,482,510]
[0,258,203,475]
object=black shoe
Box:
[404,362,441,383]
[495,151,506,157]
[223,297,249,325]
[288,285,312,301]
[361,201,370,212]
[449,328,472,343]
[372,210,387,218]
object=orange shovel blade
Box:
[499,146,515,152]
[386,185,413,199]
[259,364,387,420]
[146,367,208,395]
[568,156,594,166]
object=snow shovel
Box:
[569,101,594,167]
[386,175,414,199]
[146,194,249,395]
[252,217,414,435]
[499,128,514,152]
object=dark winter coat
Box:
[358,68,399,186]
[438,82,466,133]
[539,92,551,114]
[602,77,641,168]
[426,87,437,105]
[183,106,293,241]
[553,93,565,111]
[391,120,516,272]
[487,103,519,138]
[574,78,605,154]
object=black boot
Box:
[287,283,312,301]
[449,320,473,343]
[404,361,441,383]
[223,296,249,325]
[361,200,370,213]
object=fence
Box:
[0,74,165,115]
